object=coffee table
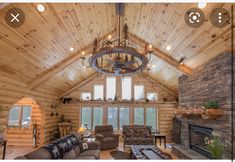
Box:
[130,145,171,160]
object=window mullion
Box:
[144,107,146,126]
[91,107,94,130]
[19,106,23,128]
[117,107,120,130]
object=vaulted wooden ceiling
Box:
[0,3,232,96]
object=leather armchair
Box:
[95,125,119,150]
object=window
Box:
[108,107,118,130]
[147,93,158,101]
[146,108,157,131]
[8,105,32,128]
[122,77,132,100]
[81,92,91,100]
[94,85,104,100]
[119,107,129,130]
[134,85,145,100]
[81,107,92,130]
[106,77,116,100]
[134,108,144,125]
[21,106,32,127]
[93,107,103,129]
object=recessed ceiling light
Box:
[166,45,171,51]
[69,47,74,52]
[198,2,207,9]
[37,4,46,13]
[82,51,85,55]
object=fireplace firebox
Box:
[189,125,213,159]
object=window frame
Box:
[80,106,158,131]
[93,84,104,100]
[80,92,92,101]
[147,92,158,101]
[134,85,145,100]
[8,105,32,128]
[119,107,130,130]
[106,76,116,100]
[81,107,92,130]
[134,107,145,125]
[81,107,104,130]
[121,77,132,100]
[107,107,118,130]
[93,107,103,129]
[146,107,158,131]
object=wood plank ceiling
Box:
[0,3,232,94]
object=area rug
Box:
[110,150,131,159]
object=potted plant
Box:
[205,136,224,159]
[201,101,223,119]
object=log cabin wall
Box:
[5,98,43,146]
[59,75,178,142]
[0,76,60,146]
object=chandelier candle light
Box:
[80,3,153,76]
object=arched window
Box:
[8,105,32,128]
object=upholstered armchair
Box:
[94,125,119,150]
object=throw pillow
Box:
[42,144,61,159]
[68,134,79,145]
[78,140,89,152]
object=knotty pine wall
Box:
[59,75,178,142]
[5,98,43,146]
[0,75,60,146]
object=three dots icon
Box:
[210,8,230,28]
[218,12,222,23]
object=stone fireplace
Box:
[189,125,213,158]
[173,52,233,159]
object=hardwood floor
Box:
[5,141,177,160]
[5,146,36,160]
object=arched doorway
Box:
[5,98,43,147]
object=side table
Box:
[153,134,166,149]
[0,140,7,159]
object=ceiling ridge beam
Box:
[128,32,193,75]
[28,29,116,90]
[60,73,97,98]
[139,74,178,97]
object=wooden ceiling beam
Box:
[28,30,116,90]
[139,74,178,97]
[128,32,193,75]
[60,73,97,98]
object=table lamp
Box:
[78,127,85,133]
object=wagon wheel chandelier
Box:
[80,4,153,77]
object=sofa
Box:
[95,125,119,150]
[15,132,100,159]
[122,125,154,149]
